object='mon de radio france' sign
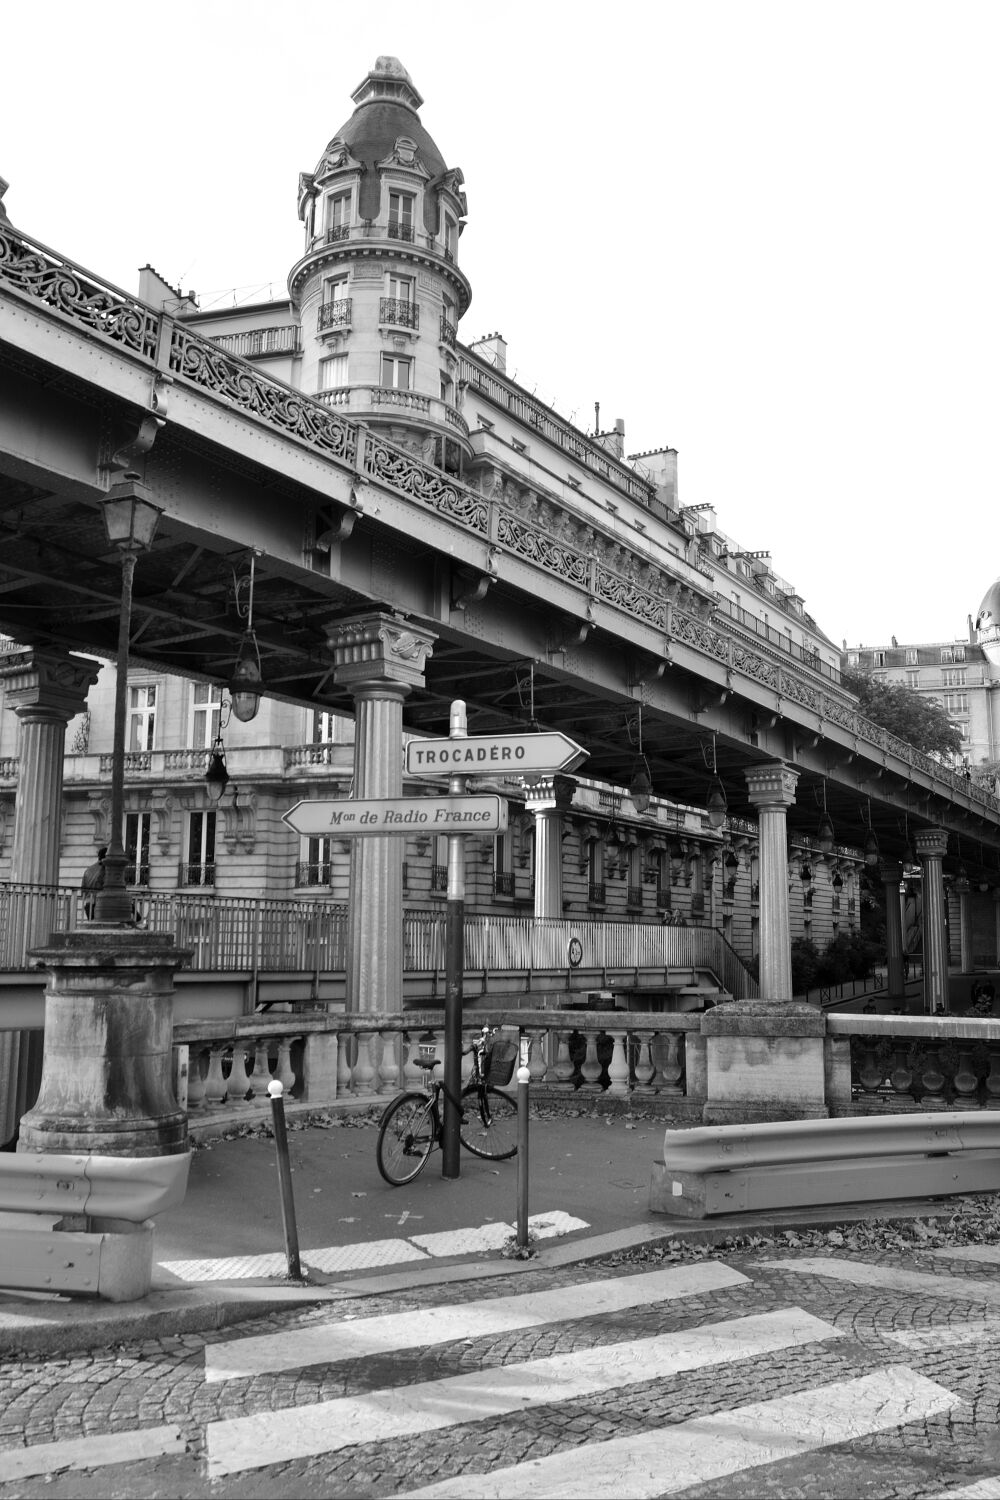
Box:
[283,796,508,838]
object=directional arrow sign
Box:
[406,732,588,778]
[283,796,508,837]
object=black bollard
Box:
[515,1055,530,1251]
[267,1079,302,1280]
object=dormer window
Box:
[388,191,415,242]
[326,191,351,242]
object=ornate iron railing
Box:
[295,860,332,887]
[178,862,216,888]
[439,315,457,347]
[387,221,415,242]
[379,296,419,329]
[325,224,350,243]
[318,298,352,330]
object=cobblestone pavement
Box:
[3,1244,1000,1499]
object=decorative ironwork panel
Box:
[732,645,778,687]
[439,316,457,347]
[0,227,160,358]
[821,693,858,732]
[326,224,350,243]
[363,434,488,531]
[168,328,357,464]
[496,512,589,584]
[779,669,820,709]
[387,221,415,242]
[671,610,729,662]
[594,565,666,627]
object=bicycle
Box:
[376,1026,519,1185]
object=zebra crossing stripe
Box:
[402,1366,960,1498]
[205,1306,841,1478]
[0,1425,185,1484]
[756,1256,1000,1304]
[204,1260,749,1383]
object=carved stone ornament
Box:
[0,649,101,720]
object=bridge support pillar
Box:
[0,648,100,1147]
[916,828,950,1013]
[744,762,799,1001]
[527,775,576,919]
[882,861,907,999]
[327,614,436,1014]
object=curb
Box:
[0,1194,961,1357]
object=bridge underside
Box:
[0,308,997,880]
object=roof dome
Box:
[976,578,1000,667]
[319,57,449,199]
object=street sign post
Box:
[282,796,508,837]
[406,732,587,778]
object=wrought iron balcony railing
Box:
[656,888,671,911]
[179,862,216,888]
[387,220,415,242]
[124,863,151,887]
[439,315,457,348]
[295,860,332,887]
[326,224,350,243]
[626,885,644,908]
[588,882,607,905]
[431,863,448,892]
[379,297,419,330]
[494,871,515,897]
[318,299,352,330]
[211,325,300,360]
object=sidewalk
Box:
[0,1103,965,1356]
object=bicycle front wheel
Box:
[377,1092,436,1185]
[459,1084,518,1161]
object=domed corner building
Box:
[976,577,1000,669]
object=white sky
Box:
[2,0,996,651]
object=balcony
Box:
[318,299,352,331]
[296,860,332,887]
[211,325,299,360]
[656,888,671,911]
[379,297,419,330]
[325,224,350,244]
[439,315,457,348]
[431,863,447,892]
[313,385,470,441]
[387,220,415,243]
[179,862,215,888]
[626,884,644,908]
[588,882,607,905]
[494,871,515,897]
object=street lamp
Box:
[94,475,162,924]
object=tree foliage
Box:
[842,668,964,759]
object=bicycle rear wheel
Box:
[377,1092,436,1185]
[459,1083,518,1160]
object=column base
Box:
[17,930,189,1158]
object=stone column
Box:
[915,828,949,1013]
[882,860,907,1000]
[744,762,800,1001]
[327,613,436,1014]
[526,775,576,920]
[0,648,99,1147]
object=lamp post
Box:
[93,475,162,925]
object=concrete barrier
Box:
[650,1111,1000,1219]
[0,1152,190,1301]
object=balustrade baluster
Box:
[952,1048,980,1106]
[276,1036,298,1096]
[403,1033,425,1089]
[554,1032,576,1085]
[337,1031,354,1095]
[605,1030,630,1096]
[580,1032,603,1090]
[353,1032,377,1095]
[378,1031,399,1094]
[249,1039,272,1101]
[855,1044,886,1097]
[186,1046,208,1111]
[203,1045,228,1107]
[652,1031,684,1096]
[888,1045,916,1107]
[527,1029,547,1087]
[916,1045,947,1109]
[227,1041,253,1104]
[632,1031,655,1090]
[984,1049,1000,1108]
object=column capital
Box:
[525,774,577,814]
[744,761,800,810]
[325,612,436,693]
[915,827,949,861]
[0,647,101,721]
